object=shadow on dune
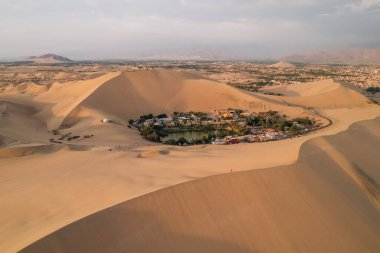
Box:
[299,116,380,209]
[20,208,254,253]
[0,98,93,158]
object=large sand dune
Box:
[80,69,275,119]
[34,69,312,131]
[35,72,120,130]
[259,79,370,109]
[21,117,380,253]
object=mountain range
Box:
[283,49,380,64]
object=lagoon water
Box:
[161,130,221,142]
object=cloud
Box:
[348,0,380,11]
[0,0,379,59]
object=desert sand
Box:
[0,69,379,252]
[21,117,380,253]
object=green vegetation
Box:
[245,111,314,133]
[139,125,169,142]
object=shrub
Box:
[140,114,154,121]
[288,125,301,136]
[294,117,313,126]
[177,137,188,145]
[145,132,160,142]
[156,113,167,119]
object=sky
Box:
[0,0,379,59]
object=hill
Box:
[20,116,380,253]
[270,60,296,69]
[26,54,73,64]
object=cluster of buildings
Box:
[132,113,204,128]
[131,109,251,130]
[212,128,288,145]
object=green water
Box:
[161,130,218,142]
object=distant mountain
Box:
[283,49,380,64]
[26,54,73,64]
[131,48,256,61]
[270,61,296,69]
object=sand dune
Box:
[259,79,370,109]
[79,69,293,121]
[2,82,48,95]
[53,72,78,80]
[31,69,313,131]
[1,69,380,252]
[21,117,380,253]
[2,106,380,253]
[0,100,52,146]
[0,144,59,159]
[35,72,120,130]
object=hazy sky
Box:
[0,0,379,59]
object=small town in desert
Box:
[130,109,320,145]
[1,1,380,253]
